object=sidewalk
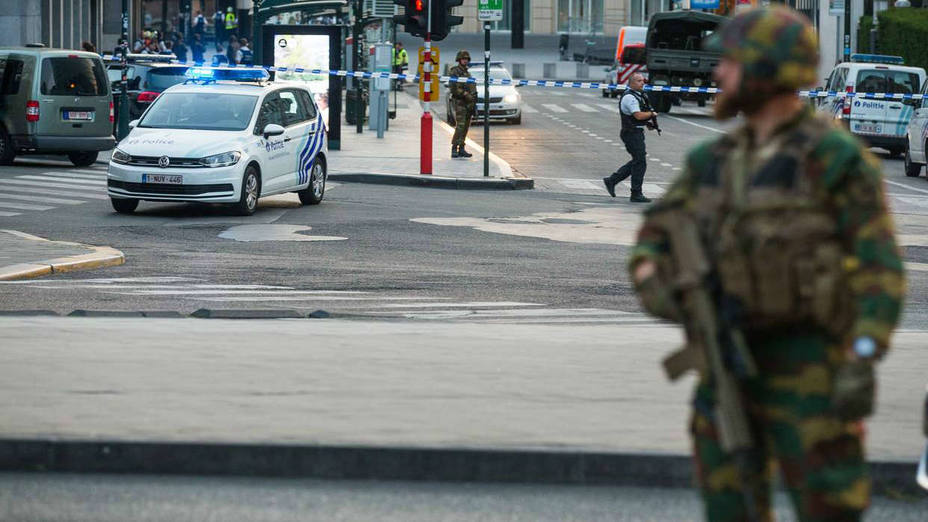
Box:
[328,91,531,190]
[0,317,922,492]
[0,230,124,281]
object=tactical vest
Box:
[620,89,651,132]
[689,114,854,335]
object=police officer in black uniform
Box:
[603,73,656,203]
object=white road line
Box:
[542,104,568,113]
[40,171,109,181]
[0,211,21,217]
[649,158,661,162]
[115,290,405,296]
[29,284,305,290]
[17,175,106,186]
[597,103,618,112]
[0,201,54,211]
[660,162,673,167]
[643,183,667,195]
[548,91,566,96]
[0,277,193,284]
[0,193,85,204]
[375,302,544,308]
[70,169,108,174]
[663,115,725,134]
[884,179,928,196]
[571,103,598,112]
[195,296,448,302]
[520,104,538,113]
[0,179,108,197]
[559,179,602,190]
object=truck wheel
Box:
[654,95,672,114]
[110,198,139,214]
[697,98,707,107]
[0,126,16,165]
[905,146,923,177]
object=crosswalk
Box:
[518,98,714,119]
[0,165,107,217]
[0,276,661,325]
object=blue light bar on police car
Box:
[850,53,905,65]
[184,67,270,82]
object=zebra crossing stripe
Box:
[0,183,108,200]
[39,171,109,181]
[597,103,618,112]
[520,104,538,113]
[0,193,85,204]
[541,104,567,113]
[571,103,598,112]
[0,200,54,211]
[0,179,108,195]
[17,175,106,186]
[375,302,544,308]
[0,210,22,217]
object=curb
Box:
[328,172,532,190]
[0,439,918,494]
[0,230,125,281]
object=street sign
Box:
[478,0,502,22]
[418,46,440,102]
[829,0,845,16]
[690,0,719,8]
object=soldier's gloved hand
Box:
[833,339,877,421]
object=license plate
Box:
[142,174,183,184]
[855,123,881,134]
[63,111,93,121]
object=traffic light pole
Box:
[483,22,489,178]
[118,0,130,141]
[420,0,433,175]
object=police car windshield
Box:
[139,92,258,131]
[469,67,511,81]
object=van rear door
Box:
[851,68,921,139]
[36,55,112,138]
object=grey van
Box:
[0,46,115,166]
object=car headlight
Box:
[503,93,520,104]
[111,148,131,164]
[198,151,241,168]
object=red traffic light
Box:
[415,0,423,11]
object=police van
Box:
[818,54,926,157]
[904,76,928,178]
[107,67,327,215]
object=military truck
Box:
[645,11,725,113]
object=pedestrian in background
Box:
[80,41,96,54]
[226,35,239,65]
[448,50,476,159]
[191,33,205,64]
[236,38,253,65]
[629,6,904,521]
[392,42,408,90]
[213,9,225,43]
[193,10,206,39]
[603,72,655,203]
[173,36,188,62]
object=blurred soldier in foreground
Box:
[629,6,904,521]
[449,50,476,158]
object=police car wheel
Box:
[298,159,326,205]
[110,198,139,214]
[234,166,260,216]
[905,146,923,177]
[68,151,99,167]
[508,114,522,125]
[0,126,14,166]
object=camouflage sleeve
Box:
[448,67,462,98]
[816,131,906,355]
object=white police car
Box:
[818,54,926,157]
[904,77,928,178]
[107,67,327,215]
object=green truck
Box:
[645,11,725,113]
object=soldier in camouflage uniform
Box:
[629,6,905,521]
[449,50,477,158]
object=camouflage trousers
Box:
[691,330,869,522]
[451,101,473,147]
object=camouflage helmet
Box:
[455,50,471,62]
[706,6,818,90]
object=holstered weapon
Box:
[649,207,760,520]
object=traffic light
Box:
[394,0,428,38]
[430,0,464,41]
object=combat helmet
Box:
[706,5,818,90]
[455,50,471,62]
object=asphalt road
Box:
[2,473,926,522]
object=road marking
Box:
[0,193,85,204]
[559,179,602,190]
[192,296,443,302]
[542,104,568,113]
[0,211,21,217]
[0,276,193,285]
[571,103,598,112]
[548,91,566,96]
[0,179,108,196]
[663,115,724,134]
[115,290,390,296]
[70,169,108,175]
[597,103,618,113]
[0,182,109,200]
[520,104,538,113]
[660,162,673,167]
[884,179,928,196]
[0,200,54,211]
[39,171,109,181]
[375,302,544,308]
[649,158,661,162]
[643,183,667,195]
[17,175,106,186]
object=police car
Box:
[904,76,928,178]
[107,67,327,215]
[818,54,926,157]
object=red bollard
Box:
[421,112,432,175]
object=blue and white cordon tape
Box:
[101,57,927,100]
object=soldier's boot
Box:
[630,192,652,203]
[458,147,473,158]
[451,145,460,158]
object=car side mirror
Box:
[262,123,285,138]
[128,119,139,129]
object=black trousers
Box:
[607,129,647,194]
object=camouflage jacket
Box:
[630,108,905,355]
[448,64,476,104]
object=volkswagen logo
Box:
[158,156,170,168]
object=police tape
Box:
[100,57,927,100]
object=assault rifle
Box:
[646,113,662,135]
[651,207,759,521]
